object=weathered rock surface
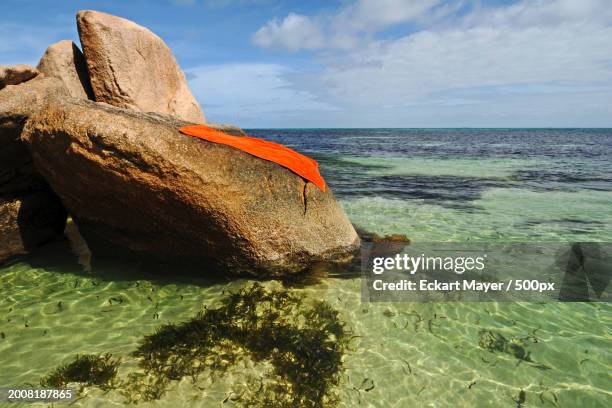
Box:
[23,98,359,275]
[0,191,67,263]
[37,40,95,99]
[0,64,38,89]
[76,10,205,123]
[0,76,69,262]
[0,76,68,195]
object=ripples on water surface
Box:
[1,129,611,407]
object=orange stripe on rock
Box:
[179,125,326,192]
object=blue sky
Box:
[2,0,612,127]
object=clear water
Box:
[1,129,611,407]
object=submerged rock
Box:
[76,10,205,123]
[23,98,359,276]
[0,64,38,89]
[37,40,95,99]
[0,191,67,263]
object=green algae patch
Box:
[127,283,350,407]
[39,284,350,406]
[478,329,550,371]
[41,353,120,390]
[478,329,533,362]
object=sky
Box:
[1,0,612,128]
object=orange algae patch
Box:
[179,125,326,191]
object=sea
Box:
[1,128,610,407]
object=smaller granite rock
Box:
[145,112,245,136]
[76,10,205,123]
[0,191,67,263]
[372,233,410,243]
[210,124,248,137]
[356,228,410,244]
[355,228,410,259]
[0,64,38,89]
[37,40,95,99]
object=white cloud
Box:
[241,0,612,126]
[463,0,612,28]
[334,0,443,32]
[252,0,449,51]
[185,63,338,126]
[252,13,325,51]
[315,20,612,107]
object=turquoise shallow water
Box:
[343,188,612,241]
[1,129,611,407]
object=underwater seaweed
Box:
[478,329,550,371]
[126,283,350,407]
[40,353,120,390]
[39,284,350,406]
[478,329,532,361]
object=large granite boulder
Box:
[0,64,38,89]
[76,10,205,123]
[0,192,67,263]
[37,40,95,99]
[23,98,359,276]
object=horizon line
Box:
[242,127,612,130]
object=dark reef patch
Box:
[510,169,612,192]
[328,174,502,209]
[511,168,612,184]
